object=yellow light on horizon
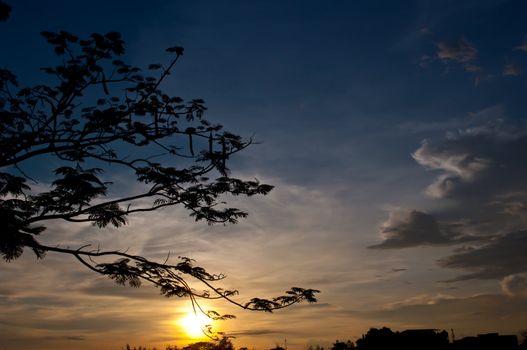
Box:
[179,312,212,339]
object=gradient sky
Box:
[2,1,527,349]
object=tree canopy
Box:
[0,11,318,336]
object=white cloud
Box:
[413,140,490,180]
[412,118,527,200]
[415,154,490,199]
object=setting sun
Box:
[179,312,213,339]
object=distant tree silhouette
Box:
[306,345,325,350]
[125,345,159,350]
[182,341,214,350]
[124,337,238,350]
[270,346,285,350]
[124,345,179,350]
[331,340,355,350]
[356,327,396,350]
[521,331,527,349]
[0,3,318,334]
[181,337,235,350]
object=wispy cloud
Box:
[412,118,527,200]
[228,329,284,336]
[412,140,490,198]
[437,38,480,72]
[390,268,407,273]
[396,105,505,134]
[503,63,521,76]
[437,230,527,281]
[515,37,527,51]
[43,335,85,341]
[381,293,456,310]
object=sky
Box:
[2,0,527,349]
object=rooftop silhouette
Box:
[353,327,520,350]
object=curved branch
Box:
[27,242,319,314]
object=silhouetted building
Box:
[355,328,448,350]
[356,327,396,350]
[399,329,449,350]
[452,333,518,350]
[354,327,522,350]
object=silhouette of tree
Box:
[125,346,159,350]
[124,338,237,350]
[270,346,285,350]
[214,337,236,350]
[0,3,318,331]
[181,337,234,350]
[355,327,396,350]
[182,341,215,350]
[520,331,527,350]
[306,345,324,350]
[331,340,355,350]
